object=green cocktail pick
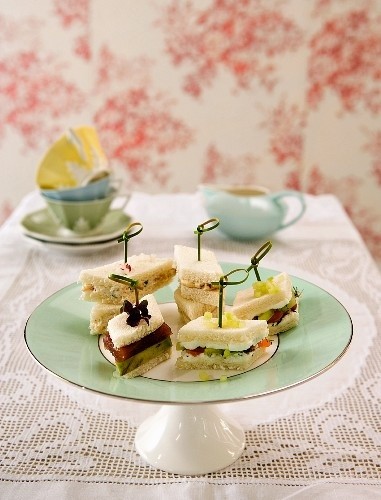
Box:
[118,222,143,264]
[109,274,141,305]
[211,268,249,328]
[246,240,272,281]
[194,218,219,261]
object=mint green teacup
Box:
[42,190,130,233]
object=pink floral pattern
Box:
[0,51,84,148]
[265,99,306,167]
[53,0,91,60]
[202,144,259,184]
[94,87,193,185]
[160,0,303,97]
[364,129,381,185]
[308,9,381,113]
[0,0,380,265]
[93,47,193,187]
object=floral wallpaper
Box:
[0,0,380,264]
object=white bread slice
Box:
[89,303,120,335]
[232,272,293,319]
[107,294,163,348]
[117,350,171,379]
[176,346,265,371]
[177,316,268,351]
[174,287,217,323]
[79,253,175,304]
[174,245,223,288]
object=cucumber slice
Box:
[115,337,172,376]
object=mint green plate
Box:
[24,265,352,404]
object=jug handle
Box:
[270,190,306,229]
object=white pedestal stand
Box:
[135,404,245,475]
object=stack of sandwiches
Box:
[231,272,299,334]
[104,293,173,378]
[78,243,299,378]
[173,245,223,323]
[78,253,176,335]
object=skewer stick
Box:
[212,268,249,328]
[194,218,219,261]
[117,222,143,264]
[246,241,272,281]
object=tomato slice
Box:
[185,347,205,357]
[268,310,285,324]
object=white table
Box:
[1,191,380,499]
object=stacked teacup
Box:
[36,126,128,233]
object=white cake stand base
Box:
[135,404,245,475]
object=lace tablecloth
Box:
[1,191,380,499]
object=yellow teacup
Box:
[36,126,109,190]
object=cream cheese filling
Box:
[180,340,254,351]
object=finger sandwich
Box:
[231,272,299,334]
[89,302,121,335]
[173,245,223,321]
[173,287,217,324]
[79,253,176,305]
[176,312,270,371]
[104,294,173,378]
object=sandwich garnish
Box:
[211,267,249,328]
[117,222,143,272]
[108,274,150,327]
[120,299,151,327]
[194,218,219,261]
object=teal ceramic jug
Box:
[199,185,306,240]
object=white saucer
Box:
[23,236,124,254]
[20,208,130,253]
